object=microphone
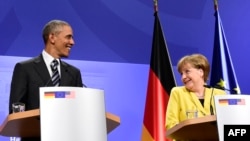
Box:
[44,76,52,86]
[204,85,215,115]
[204,84,235,93]
[82,82,87,88]
[204,84,235,115]
[65,68,87,88]
[44,76,61,86]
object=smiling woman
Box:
[165,54,226,131]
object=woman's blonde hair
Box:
[177,54,210,82]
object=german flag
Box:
[141,11,176,141]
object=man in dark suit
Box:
[9,19,84,141]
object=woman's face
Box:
[179,63,204,91]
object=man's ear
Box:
[49,33,55,44]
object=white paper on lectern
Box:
[214,94,250,141]
[39,87,107,141]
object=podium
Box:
[166,95,250,141]
[214,94,250,141]
[0,87,120,141]
[0,109,120,137]
[166,115,218,141]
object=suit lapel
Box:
[33,57,73,86]
[33,55,52,86]
[189,91,207,115]
[60,61,71,86]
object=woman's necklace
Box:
[196,94,204,99]
[195,89,205,99]
[187,89,204,99]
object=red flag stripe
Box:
[143,69,169,140]
[141,12,176,141]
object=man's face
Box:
[53,25,75,58]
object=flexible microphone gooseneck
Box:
[208,85,236,93]
[44,68,87,88]
[204,84,234,115]
[210,87,215,115]
[65,68,87,88]
[44,76,53,86]
[204,85,215,115]
[44,76,61,86]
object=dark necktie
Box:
[51,59,60,86]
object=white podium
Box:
[214,94,250,141]
[39,87,107,141]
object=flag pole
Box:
[214,0,218,11]
[154,0,158,13]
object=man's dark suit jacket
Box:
[9,54,83,141]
